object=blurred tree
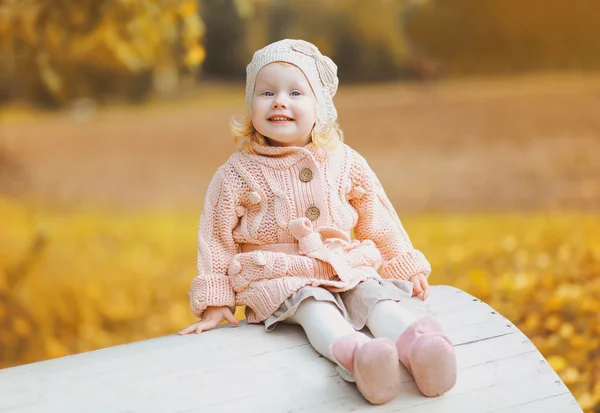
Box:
[406,0,600,75]
[199,0,246,79]
[241,0,427,81]
[0,0,205,107]
[198,0,431,81]
[4,0,600,106]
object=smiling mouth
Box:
[268,116,294,121]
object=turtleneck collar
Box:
[243,140,332,169]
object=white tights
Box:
[285,298,417,363]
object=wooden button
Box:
[306,206,320,221]
[299,168,313,182]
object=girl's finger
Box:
[422,284,430,301]
[413,281,423,294]
[178,323,200,335]
[420,278,430,300]
[224,311,240,326]
[196,320,214,334]
[195,320,215,334]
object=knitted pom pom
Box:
[235,206,247,217]
[351,186,366,199]
[253,251,267,266]
[249,191,261,204]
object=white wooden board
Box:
[0,286,583,413]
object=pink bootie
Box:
[332,335,402,405]
[396,316,457,397]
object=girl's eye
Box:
[263,91,274,96]
[291,91,301,96]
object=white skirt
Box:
[264,278,413,331]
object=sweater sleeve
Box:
[189,168,238,318]
[349,152,431,281]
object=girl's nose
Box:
[272,94,288,109]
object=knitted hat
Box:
[245,39,339,124]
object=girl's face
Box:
[251,63,317,147]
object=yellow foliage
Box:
[0,0,205,103]
[0,197,599,411]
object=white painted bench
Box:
[0,286,583,412]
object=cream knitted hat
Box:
[245,39,339,124]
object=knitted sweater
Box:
[189,141,431,323]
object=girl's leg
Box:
[286,297,402,405]
[365,299,457,397]
[286,298,367,362]
[365,299,417,341]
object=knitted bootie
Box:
[331,335,402,405]
[396,316,457,397]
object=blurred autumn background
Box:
[1,0,599,410]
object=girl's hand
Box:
[178,306,240,335]
[409,274,430,301]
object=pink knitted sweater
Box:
[189,141,431,323]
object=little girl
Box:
[179,39,457,405]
